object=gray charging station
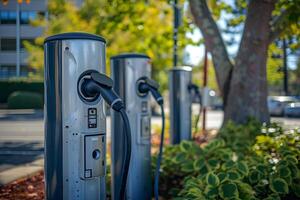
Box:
[110,53,152,200]
[169,66,192,144]
[44,33,107,200]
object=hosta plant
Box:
[153,122,300,199]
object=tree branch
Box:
[269,10,289,43]
[189,0,234,96]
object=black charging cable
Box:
[188,83,202,134]
[81,72,131,200]
[138,77,164,200]
[154,103,165,200]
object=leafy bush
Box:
[7,91,43,109]
[153,122,300,199]
[0,80,43,103]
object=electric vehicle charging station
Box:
[44,32,132,200]
[110,53,165,200]
[169,66,193,144]
[110,53,152,200]
[44,33,107,200]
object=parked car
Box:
[268,96,298,116]
[284,102,300,118]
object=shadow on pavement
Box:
[0,141,44,172]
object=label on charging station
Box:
[80,134,106,179]
[88,108,97,128]
[139,101,150,144]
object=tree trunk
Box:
[189,0,234,98]
[224,0,275,124]
[189,0,276,124]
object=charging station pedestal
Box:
[44,33,107,200]
[110,53,152,200]
[169,66,192,144]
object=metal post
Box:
[44,33,107,200]
[202,49,208,134]
[282,39,289,96]
[16,2,20,77]
[169,66,192,144]
[173,0,179,67]
[110,53,152,200]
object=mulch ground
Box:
[0,171,44,200]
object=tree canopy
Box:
[25,0,198,89]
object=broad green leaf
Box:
[277,160,289,168]
[227,170,241,181]
[199,164,209,175]
[288,162,300,178]
[222,160,235,170]
[180,141,193,152]
[269,178,289,194]
[278,167,291,178]
[204,185,218,198]
[188,187,203,195]
[174,152,185,163]
[237,161,249,176]
[256,164,266,174]
[207,159,220,169]
[218,172,227,182]
[249,170,262,184]
[181,160,195,173]
[193,158,206,171]
[236,182,255,199]
[206,172,220,187]
[284,155,298,165]
[219,182,239,199]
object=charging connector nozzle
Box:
[137,77,164,105]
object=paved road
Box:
[0,109,299,173]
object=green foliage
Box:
[26,0,198,90]
[218,119,261,153]
[0,80,43,103]
[7,91,43,109]
[153,122,300,199]
[206,172,220,187]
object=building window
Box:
[20,11,36,24]
[0,11,16,24]
[20,11,44,25]
[0,65,16,79]
[0,38,16,51]
[0,11,45,25]
[21,38,35,50]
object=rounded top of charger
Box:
[44,32,106,44]
[169,66,192,72]
[110,53,150,60]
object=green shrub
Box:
[0,80,43,103]
[7,91,43,109]
[153,123,300,199]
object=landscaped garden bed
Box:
[1,122,299,200]
[0,171,44,200]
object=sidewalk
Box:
[0,109,43,121]
[0,158,44,185]
[0,109,44,185]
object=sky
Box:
[184,5,298,70]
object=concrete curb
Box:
[0,158,44,186]
[0,109,43,121]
